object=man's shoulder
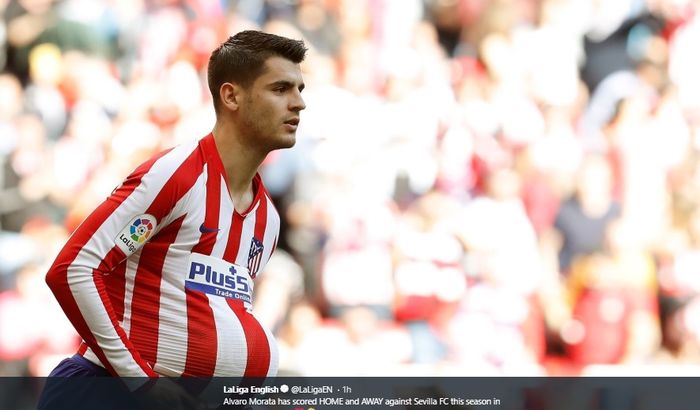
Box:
[134,138,204,180]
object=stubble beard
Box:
[239,93,297,151]
[241,113,296,152]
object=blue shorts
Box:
[37,355,137,410]
[46,354,110,377]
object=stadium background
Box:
[1,0,700,379]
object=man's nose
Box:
[290,91,306,112]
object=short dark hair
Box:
[207,30,307,113]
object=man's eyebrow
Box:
[268,80,305,91]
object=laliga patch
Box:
[115,214,157,255]
[185,253,254,310]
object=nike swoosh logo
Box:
[199,223,220,234]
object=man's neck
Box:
[211,122,266,200]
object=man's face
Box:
[238,56,306,151]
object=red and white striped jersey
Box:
[45,133,281,379]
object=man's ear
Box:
[219,82,242,111]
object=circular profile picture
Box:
[130,218,154,243]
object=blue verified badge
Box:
[186,252,254,310]
[115,214,157,255]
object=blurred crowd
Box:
[2,0,700,378]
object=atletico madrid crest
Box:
[247,238,264,278]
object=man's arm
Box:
[45,143,198,378]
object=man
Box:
[38,30,307,408]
